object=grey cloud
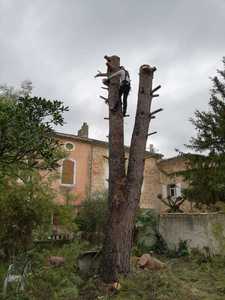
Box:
[0,0,224,157]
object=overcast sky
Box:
[0,0,224,157]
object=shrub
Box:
[176,240,189,257]
[133,209,160,255]
[74,192,108,244]
[0,173,56,258]
[167,239,190,258]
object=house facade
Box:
[53,123,190,212]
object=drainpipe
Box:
[88,143,94,198]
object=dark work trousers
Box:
[113,83,130,115]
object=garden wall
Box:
[159,213,225,255]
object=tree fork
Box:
[100,58,157,283]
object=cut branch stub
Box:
[151,85,161,94]
[100,95,109,103]
[150,108,163,117]
[148,131,157,136]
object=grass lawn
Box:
[113,255,225,300]
[0,242,224,299]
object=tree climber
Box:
[95,66,131,116]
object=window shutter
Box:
[162,185,167,199]
[53,214,60,225]
[176,183,182,197]
[61,159,75,185]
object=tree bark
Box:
[101,55,128,282]
[127,65,155,210]
[101,58,156,283]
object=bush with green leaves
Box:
[0,172,56,257]
[167,240,190,258]
[133,209,160,255]
[74,192,108,244]
[0,84,68,174]
[33,203,77,242]
[133,209,174,256]
[0,83,68,258]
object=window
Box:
[168,184,177,197]
[64,142,75,151]
[162,183,181,199]
[61,159,76,185]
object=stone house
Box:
[53,123,190,212]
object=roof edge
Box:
[54,131,163,159]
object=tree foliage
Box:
[183,57,225,206]
[0,83,69,256]
[75,192,108,244]
[0,84,68,175]
[0,172,55,256]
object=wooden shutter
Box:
[162,185,167,199]
[61,159,75,185]
[53,213,60,225]
[176,183,182,197]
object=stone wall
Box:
[159,213,225,255]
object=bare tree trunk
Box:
[127,65,155,211]
[101,55,128,282]
[100,57,156,283]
